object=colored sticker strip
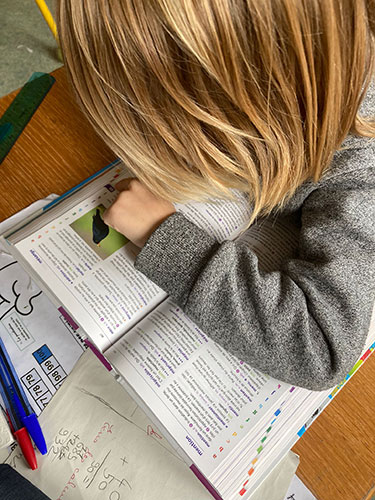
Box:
[238,404,285,496]
[297,341,375,437]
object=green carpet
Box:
[0,0,62,97]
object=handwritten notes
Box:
[6,350,212,500]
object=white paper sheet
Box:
[6,350,212,500]
[283,474,317,500]
[0,410,13,449]
[248,451,299,500]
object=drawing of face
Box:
[0,261,42,320]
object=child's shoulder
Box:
[359,78,375,119]
[327,135,375,184]
[336,78,375,159]
[283,137,374,214]
[316,78,375,187]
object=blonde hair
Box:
[57,0,375,222]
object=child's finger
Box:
[115,178,135,191]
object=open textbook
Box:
[2,160,375,500]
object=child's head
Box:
[57,0,375,219]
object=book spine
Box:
[190,464,224,500]
[84,339,113,372]
[42,158,121,211]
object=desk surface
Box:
[1,68,374,500]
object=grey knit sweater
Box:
[135,86,375,391]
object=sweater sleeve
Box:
[135,161,375,391]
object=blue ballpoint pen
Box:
[0,338,47,455]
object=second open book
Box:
[3,161,374,500]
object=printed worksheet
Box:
[0,198,85,415]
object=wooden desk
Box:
[1,68,374,500]
[0,69,115,220]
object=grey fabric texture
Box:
[135,85,375,391]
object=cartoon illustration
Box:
[92,208,109,244]
[0,261,42,321]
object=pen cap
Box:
[14,427,37,470]
[22,413,47,455]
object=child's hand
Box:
[103,178,176,248]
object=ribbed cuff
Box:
[135,212,219,307]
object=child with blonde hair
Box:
[57,0,375,391]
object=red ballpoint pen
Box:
[0,342,38,470]
[5,410,38,470]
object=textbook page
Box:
[237,216,299,271]
[175,198,299,265]
[11,166,167,352]
[175,192,252,243]
[106,298,290,479]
